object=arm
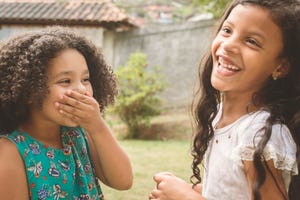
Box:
[85,119,133,190]
[55,90,133,190]
[149,172,205,200]
[0,138,29,200]
[243,160,288,200]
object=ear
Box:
[272,60,290,80]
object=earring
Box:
[272,71,280,80]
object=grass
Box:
[101,140,193,200]
[101,108,194,199]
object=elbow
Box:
[106,172,133,190]
[119,181,133,190]
[116,174,133,190]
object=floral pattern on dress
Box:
[2,127,104,200]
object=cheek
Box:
[47,88,67,102]
[86,83,94,94]
[211,38,221,66]
[211,36,220,54]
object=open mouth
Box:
[217,56,241,77]
[218,57,241,72]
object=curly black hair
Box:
[191,0,300,199]
[0,27,118,133]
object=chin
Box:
[59,121,79,128]
[211,76,224,91]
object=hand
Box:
[55,90,103,133]
[56,90,133,190]
[149,172,204,200]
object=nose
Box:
[220,36,239,54]
[72,82,87,94]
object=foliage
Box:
[193,0,231,18]
[114,0,231,21]
[110,52,166,139]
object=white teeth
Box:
[218,57,240,71]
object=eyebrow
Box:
[53,69,90,79]
[224,20,266,40]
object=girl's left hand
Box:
[55,90,102,133]
[55,90,133,190]
[149,172,204,200]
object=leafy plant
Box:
[110,52,166,139]
[193,0,231,18]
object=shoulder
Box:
[240,110,270,129]
[0,137,28,199]
[234,111,297,173]
[238,110,294,145]
[0,136,22,164]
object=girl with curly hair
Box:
[0,27,133,199]
[150,0,299,199]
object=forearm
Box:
[56,91,133,189]
[87,120,133,190]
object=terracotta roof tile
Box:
[0,0,136,30]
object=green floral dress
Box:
[1,127,104,200]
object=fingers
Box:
[193,183,203,193]
[149,192,155,200]
[150,173,175,200]
[149,188,160,200]
[60,90,92,106]
[55,90,100,123]
[56,90,96,112]
[55,101,85,120]
[153,172,174,183]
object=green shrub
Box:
[110,52,166,139]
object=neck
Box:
[217,92,259,128]
[20,119,62,149]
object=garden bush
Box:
[110,52,166,139]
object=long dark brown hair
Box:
[190,0,300,199]
[0,27,118,133]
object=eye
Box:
[57,79,71,85]
[246,38,261,48]
[220,26,232,36]
[82,77,90,83]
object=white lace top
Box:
[202,107,298,200]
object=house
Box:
[0,0,136,65]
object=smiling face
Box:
[211,4,286,97]
[29,48,93,128]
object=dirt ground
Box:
[109,108,194,141]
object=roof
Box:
[0,0,136,31]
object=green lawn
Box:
[101,140,193,200]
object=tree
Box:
[110,52,166,139]
[193,0,231,17]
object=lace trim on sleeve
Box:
[231,145,298,175]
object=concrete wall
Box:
[112,20,215,108]
[0,21,216,108]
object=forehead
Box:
[225,4,283,46]
[227,4,279,29]
[47,49,89,76]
